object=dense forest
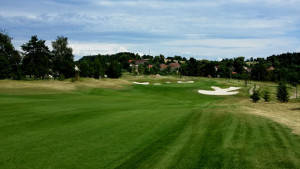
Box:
[1,31,299,85]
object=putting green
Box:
[0,79,299,169]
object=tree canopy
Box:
[0,31,21,79]
[21,35,51,78]
[52,36,75,78]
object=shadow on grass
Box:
[290,107,300,111]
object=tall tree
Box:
[52,36,75,78]
[93,57,105,79]
[0,31,21,79]
[233,57,245,74]
[107,60,121,78]
[79,60,93,77]
[21,36,50,78]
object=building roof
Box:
[169,62,180,68]
[129,59,149,65]
[160,64,168,69]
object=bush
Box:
[277,82,289,102]
[58,74,65,81]
[250,85,260,103]
[262,89,270,102]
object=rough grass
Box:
[0,77,299,169]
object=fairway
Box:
[0,78,299,169]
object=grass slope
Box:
[0,78,299,169]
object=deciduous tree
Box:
[51,36,75,78]
[0,31,21,79]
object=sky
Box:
[1,0,300,60]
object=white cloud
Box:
[2,0,300,60]
[69,41,129,57]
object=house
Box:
[169,62,181,71]
[214,65,220,71]
[129,59,149,66]
[134,59,148,65]
[148,65,153,70]
[244,66,251,73]
[160,64,168,71]
[232,72,237,75]
[267,66,274,71]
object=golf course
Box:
[0,76,299,169]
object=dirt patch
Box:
[80,78,130,89]
[289,87,299,99]
[0,80,76,94]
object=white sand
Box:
[132,82,149,85]
[165,82,171,84]
[153,83,161,85]
[198,86,241,95]
[178,81,194,83]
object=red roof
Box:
[128,60,134,63]
[148,65,153,68]
[169,62,181,68]
[160,64,168,69]
[232,72,237,75]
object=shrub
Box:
[58,74,65,81]
[277,82,289,102]
[262,89,270,102]
[250,85,260,103]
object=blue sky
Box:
[1,0,300,60]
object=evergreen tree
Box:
[250,85,260,103]
[277,82,289,102]
[21,36,50,78]
[52,36,75,78]
[262,89,270,102]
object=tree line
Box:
[1,31,74,80]
[1,30,300,86]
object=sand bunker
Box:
[178,81,194,83]
[132,82,149,85]
[153,83,161,85]
[198,86,241,95]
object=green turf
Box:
[0,79,299,169]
